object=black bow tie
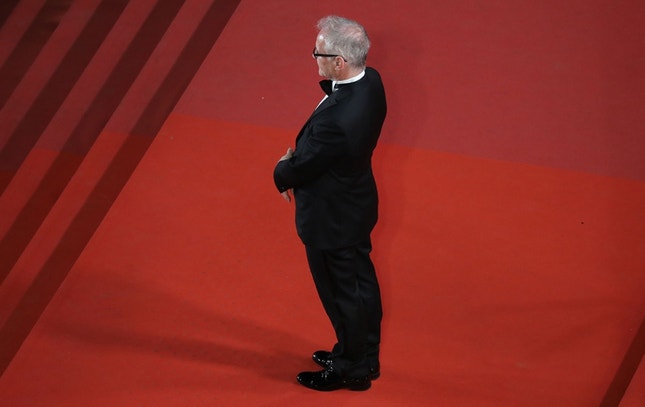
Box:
[319,80,346,95]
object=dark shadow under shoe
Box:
[296,368,371,391]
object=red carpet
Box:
[1,1,644,406]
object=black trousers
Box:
[305,239,382,378]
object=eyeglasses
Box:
[312,47,347,62]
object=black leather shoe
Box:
[312,350,333,368]
[296,368,371,391]
[312,350,381,380]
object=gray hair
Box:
[317,15,370,68]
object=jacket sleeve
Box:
[273,120,346,192]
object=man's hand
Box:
[278,147,294,202]
[279,147,294,162]
[281,190,292,202]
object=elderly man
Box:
[273,15,387,391]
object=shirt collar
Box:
[332,70,365,89]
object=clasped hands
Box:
[278,147,294,202]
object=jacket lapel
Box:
[296,78,356,142]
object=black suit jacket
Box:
[274,67,387,249]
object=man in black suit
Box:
[273,16,387,391]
